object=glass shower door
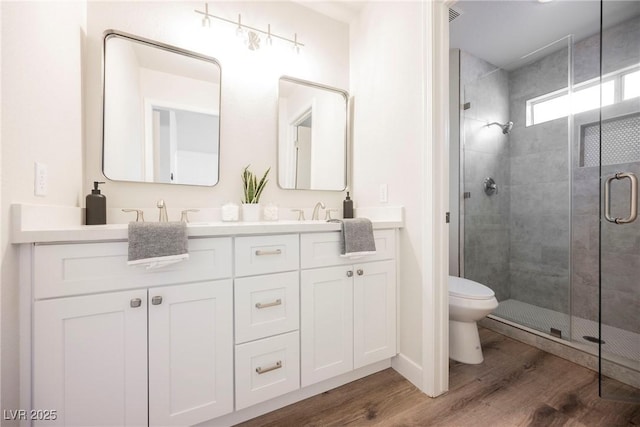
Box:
[598,0,640,402]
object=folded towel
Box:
[329,218,376,258]
[128,222,189,269]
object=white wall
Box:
[86,1,350,211]
[1,1,86,417]
[350,1,449,396]
[350,1,426,375]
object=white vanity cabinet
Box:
[30,238,234,426]
[21,223,401,426]
[300,230,397,387]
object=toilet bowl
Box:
[448,276,498,364]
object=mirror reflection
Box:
[103,31,221,186]
[278,76,348,191]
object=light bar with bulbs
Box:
[195,3,304,52]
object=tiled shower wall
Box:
[507,46,571,314]
[461,52,511,302]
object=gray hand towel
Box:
[329,218,376,257]
[128,222,189,268]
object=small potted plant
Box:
[241,164,270,221]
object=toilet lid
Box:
[448,276,496,300]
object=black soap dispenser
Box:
[86,181,107,225]
[343,192,354,219]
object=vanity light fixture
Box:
[195,3,304,53]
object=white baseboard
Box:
[391,353,423,390]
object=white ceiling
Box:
[449,0,640,70]
[293,0,366,23]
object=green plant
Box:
[241,164,270,204]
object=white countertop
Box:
[11,204,404,244]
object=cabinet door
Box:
[353,260,397,369]
[148,280,233,426]
[33,290,148,426]
[301,266,353,387]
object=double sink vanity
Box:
[14,205,403,426]
[12,16,402,426]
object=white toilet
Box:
[448,276,499,364]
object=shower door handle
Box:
[604,172,638,224]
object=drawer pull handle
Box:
[151,296,163,305]
[255,249,282,256]
[255,299,282,309]
[357,269,364,276]
[130,298,142,308]
[346,270,353,277]
[256,360,282,374]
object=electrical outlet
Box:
[379,183,388,203]
[34,162,48,196]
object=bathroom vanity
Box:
[14,207,402,426]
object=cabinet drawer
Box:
[301,229,395,269]
[235,234,299,277]
[34,238,232,299]
[235,272,299,344]
[235,331,300,410]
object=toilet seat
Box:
[449,276,495,300]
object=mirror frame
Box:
[277,75,350,192]
[101,29,222,187]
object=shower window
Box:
[623,69,640,100]
[526,63,640,126]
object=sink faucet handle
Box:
[157,199,168,222]
[122,209,145,222]
[291,209,306,221]
[180,209,200,223]
[325,209,338,221]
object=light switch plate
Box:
[379,183,388,203]
[34,162,48,196]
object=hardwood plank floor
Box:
[237,328,640,427]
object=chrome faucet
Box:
[312,202,326,220]
[157,199,168,222]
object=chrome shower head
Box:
[488,121,513,134]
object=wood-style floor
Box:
[237,328,640,426]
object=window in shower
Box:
[526,63,640,126]
[623,69,640,100]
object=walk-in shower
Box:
[450,0,640,402]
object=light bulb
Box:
[202,3,210,28]
[292,33,300,54]
[266,24,273,47]
[236,14,244,37]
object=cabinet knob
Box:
[346,270,353,277]
[151,296,163,305]
[357,269,364,276]
[130,298,142,308]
